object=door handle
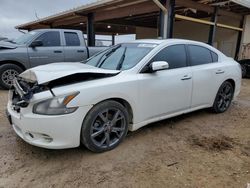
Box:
[54,50,62,53]
[216,70,225,74]
[181,75,192,81]
[77,50,85,53]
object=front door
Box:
[138,44,192,123]
[28,31,64,67]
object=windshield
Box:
[85,43,157,70]
[13,31,37,45]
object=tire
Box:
[212,81,234,113]
[0,64,23,89]
[81,100,129,152]
[241,64,247,78]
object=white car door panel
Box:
[191,64,221,107]
[138,67,192,122]
[188,45,226,107]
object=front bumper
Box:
[7,102,92,149]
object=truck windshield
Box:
[85,43,157,70]
[13,31,37,45]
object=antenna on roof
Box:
[34,10,40,20]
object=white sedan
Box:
[7,39,241,152]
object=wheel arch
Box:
[0,60,26,71]
[94,98,134,124]
[225,78,235,92]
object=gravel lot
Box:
[0,80,249,188]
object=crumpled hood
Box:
[0,41,18,49]
[19,62,120,84]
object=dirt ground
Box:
[0,80,249,188]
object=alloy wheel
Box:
[90,108,126,149]
[1,69,19,87]
[216,83,233,112]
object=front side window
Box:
[188,45,213,66]
[150,44,187,69]
[85,43,156,70]
[35,31,61,47]
[65,32,80,46]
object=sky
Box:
[0,0,135,43]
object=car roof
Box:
[33,29,81,33]
[129,38,208,45]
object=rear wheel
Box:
[0,64,23,89]
[81,100,129,152]
[212,81,234,113]
[241,64,247,78]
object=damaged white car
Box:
[7,39,241,152]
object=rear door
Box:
[188,45,225,107]
[63,31,88,62]
[28,31,64,67]
[138,44,193,122]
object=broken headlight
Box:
[33,92,79,115]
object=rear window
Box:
[65,32,80,46]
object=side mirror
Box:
[30,40,43,48]
[150,61,169,72]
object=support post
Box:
[157,0,175,39]
[167,0,175,38]
[158,0,168,39]
[87,13,95,47]
[208,7,218,45]
[112,34,115,45]
[234,17,244,60]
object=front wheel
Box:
[81,100,129,152]
[212,81,234,113]
[0,64,23,89]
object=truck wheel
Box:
[0,64,23,89]
[81,100,129,153]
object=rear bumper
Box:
[7,102,92,149]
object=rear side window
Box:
[151,44,187,69]
[65,32,80,46]
[211,51,218,62]
[188,45,212,66]
[36,31,60,47]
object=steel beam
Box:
[87,13,95,47]
[167,0,175,38]
[208,7,218,45]
[112,34,115,45]
[235,17,245,60]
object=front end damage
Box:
[10,65,120,112]
[7,65,119,149]
[11,78,48,112]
